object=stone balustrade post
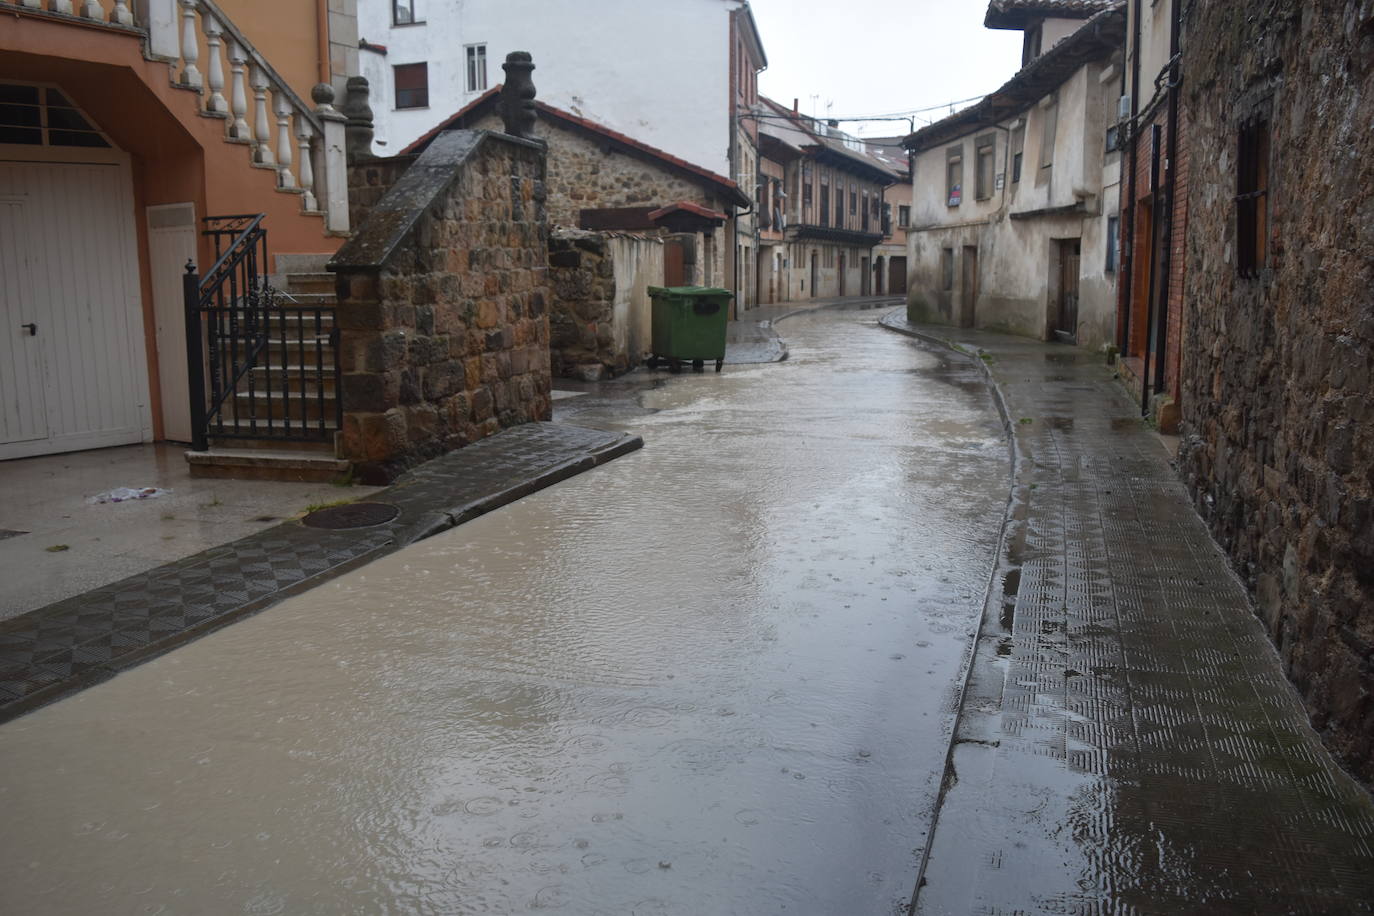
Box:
[202,13,227,113]
[80,0,102,19]
[296,117,317,211]
[250,64,274,166]
[136,0,180,61]
[312,83,349,234]
[47,0,74,14]
[109,0,135,25]
[226,39,249,140]
[275,95,296,189]
[178,0,202,90]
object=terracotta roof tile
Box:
[647,201,728,222]
[985,0,1117,29]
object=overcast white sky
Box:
[749,0,1022,138]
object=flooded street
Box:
[0,308,1009,915]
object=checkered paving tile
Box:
[0,424,638,722]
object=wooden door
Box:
[889,256,907,294]
[1054,239,1081,342]
[810,251,818,297]
[960,246,978,328]
[664,236,687,287]
[838,252,846,296]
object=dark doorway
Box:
[838,252,847,297]
[960,245,978,328]
[889,256,907,294]
[810,251,818,297]
[1053,239,1081,342]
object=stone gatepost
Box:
[328,129,551,483]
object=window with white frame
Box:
[466,45,488,93]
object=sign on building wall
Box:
[948,184,962,207]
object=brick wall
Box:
[1178,0,1374,785]
[330,131,552,483]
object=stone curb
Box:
[878,309,1023,903]
[0,426,642,725]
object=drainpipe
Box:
[1121,0,1142,365]
[1153,0,1182,401]
[315,0,330,86]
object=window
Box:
[466,44,488,93]
[393,63,428,109]
[850,188,857,215]
[0,83,110,147]
[1105,124,1120,152]
[1105,215,1119,273]
[819,174,830,227]
[941,247,955,290]
[861,191,870,231]
[975,134,996,200]
[1022,25,1043,66]
[1236,117,1270,277]
[1039,99,1058,169]
[898,205,910,228]
[392,0,420,25]
[801,165,813,219]
[945,145,963,207]
[1010,124,1025,183]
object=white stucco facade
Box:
[906,14,1123,350]
[357,0,739,175]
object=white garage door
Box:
[0,157,151,460]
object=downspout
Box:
[1153,0,1182,401]
[315,0,330,86]
[1121,0,1142,363]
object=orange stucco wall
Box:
[218,0,326,102]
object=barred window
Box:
[1236,117,1270,277]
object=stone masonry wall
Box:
[346,155,416,237]
[547,229,664,378]
[1177,0,1374,785]
[333,135,551,483]
[467,111,727,228]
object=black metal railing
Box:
[184,214,340,451]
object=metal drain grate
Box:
[301,503,399,530]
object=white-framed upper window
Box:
[466,44,488,93]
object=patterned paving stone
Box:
[0,423,640,723]
[881,315,1374,914]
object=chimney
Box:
[793,98,799,114]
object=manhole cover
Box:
[302,502,399,530]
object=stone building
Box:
[902,0,1125,348]
[405,88,749,378]
[757,97,900,301]
[865,136,912,297]
[1176,0,1374,786]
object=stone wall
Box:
[547,229,664,378]
[1177,0,1374,785]
[346,154,416,237]
[330,131,552,483]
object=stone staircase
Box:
[185,254,350,482]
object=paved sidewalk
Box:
[0,423,641,724]
[880,313,1374,913]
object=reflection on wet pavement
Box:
[0,309,1008,914]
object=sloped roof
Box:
[904,4,1125,154]
[985,0,1119,29]
[404,87,749,208]
[757,97,902,184]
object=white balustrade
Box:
[226,39,250,139]
[109,0,134,25]
[178,0,202,90]
[202,13,227,113]
[296,118,317,211]
[250,64,274,166]
[80,0,101,18]
[18,0,41,10]
[274,95,295,189]
[46,0,74,15]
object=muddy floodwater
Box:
[0,309,1009,914]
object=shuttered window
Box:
[394,63,428,110]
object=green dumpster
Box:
[646,286,734,373]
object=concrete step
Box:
[232,390,337,422]
[186,447,351,483]
[274,253,333,275]
[247,366,337,395]
[281,272,336,295]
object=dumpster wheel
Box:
[692,359,704,372]
[715,359,724,372]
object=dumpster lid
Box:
[648,286,734,297]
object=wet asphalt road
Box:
[0,306,1009,914]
